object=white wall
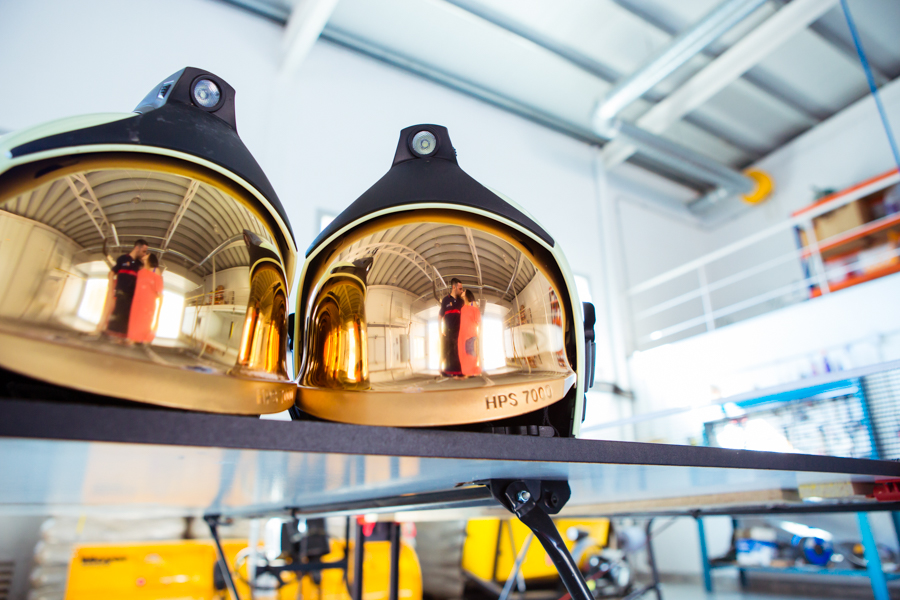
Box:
[631,271,900,445]
[0,211,83,322]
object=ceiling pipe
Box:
[593,0,769,124]
[443,0,757,200]
[281,0,341,75]
[599,0,840,215]
[590,0,771,212]
[612,120,755,195]
[221,0,757,214]
[603,0,841,170]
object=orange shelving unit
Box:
[794,168,900,297]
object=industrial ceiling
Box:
[221,0,900,218]
[3,170,276,278]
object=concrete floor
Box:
[658,581,830,599]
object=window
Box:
[573,274,593,303]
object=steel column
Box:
[696,516,713,592]
[857,512,890,600]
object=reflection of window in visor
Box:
[0,161,295,414]
[295,214,576,427]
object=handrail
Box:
[635,249,801,320]
[629,168,900,347]
[629,168,899,296]
[186,289,239,307]
[639,243,900,345]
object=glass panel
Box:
[297,219,575,426]
[0,165,292,412]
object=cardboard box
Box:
[814,200,867,241]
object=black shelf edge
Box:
[2,397,900,478]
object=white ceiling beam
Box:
[464,228,482,287]
[344,242,446,287]
[602,0,840,169]
[503,253,523,299]
[162,179,200,251]
[595,0,768,123]
[281,0,341,75]
[65,173,111,240]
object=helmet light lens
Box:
[192,79,221,109]
[411,131,437,156]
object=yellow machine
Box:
[452,518,630,599]
[463,519,609,583]
[65,538,421,600]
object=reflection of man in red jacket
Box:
[439,278,464,377]
[105,239,148,337]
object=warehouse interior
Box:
[2,0,900,598]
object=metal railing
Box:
[629,169,900,350]
[186,289,237,307]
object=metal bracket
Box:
[205,515,241,600]
[488,479,593,600]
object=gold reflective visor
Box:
[0,155,295,413]
[296,211,576,427]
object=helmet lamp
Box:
[410,130,437,156]
[192,78,221,109]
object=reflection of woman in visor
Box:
[128,253,164,344]
[439,278,465,377]
[458,289,481,377]
[105,239,148,337]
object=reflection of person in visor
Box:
[459,289,481,377]
[105,239,148,337]
[439,278,465,376]
[128,253,163,344]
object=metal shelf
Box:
[2,396,900,521]
[709,563,900,579]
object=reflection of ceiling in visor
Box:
[339,223,537,301]
[249,266,283,309]
[1,169,274,277]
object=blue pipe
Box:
[840,0,900,174]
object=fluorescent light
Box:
[482,316,506,370]
[723,402,745,418]
[77,278,108,324]
[412,336,425,359]
[347,321,357,382]
[156,291,184,339]
[779,521,833,541]
[427,320,440,371]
